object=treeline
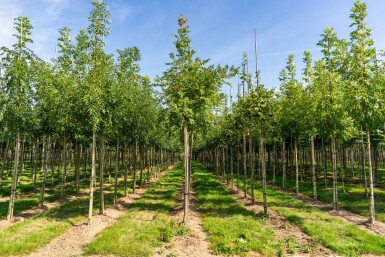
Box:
[0,1,180,223]
[194,0,384,224]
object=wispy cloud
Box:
[0,1,23,47]
[40,0,72,19]
[259,47,322,57]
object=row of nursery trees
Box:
[0,1,181,224]
[194,0,385,225]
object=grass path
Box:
[192,162,279,256]
[152,184,219,257]
[84,163,186,257]
[231,173,385,256]
[25,166,173,257]
[0,178,130,256]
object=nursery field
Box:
[1,0,385,256]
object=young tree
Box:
[1,17,37,221]
[85,0,111,225]
[348,0,378,224]
[159,14,232,224]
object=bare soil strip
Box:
[152,186,219,257]
[224,182,332,257]
[24,165,174,257]
[283,189,385,238]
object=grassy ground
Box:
[193,162,279,256]
[85,163,186,257]
[0,179,130,256]
[269,173,385,222]
[232,174,385,256]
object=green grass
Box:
[270,173,385,222]
[192,162,278,256]
[233,174,385,256]
[85,163,186,257]
[0,179,131,256]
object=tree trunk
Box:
[331,135,338,211]
[39,135,51,207]
[295,138,299,194]
[366,128,375,224]
[261,131,268,217]
[31,138,37,189]
[183,121,190,224]
[311,136,317,201]
[7,132,20,221]
[99,135,105,215]
[75,143,80,193]
[243,132,247,198]
[249,132,255,205]
[114,139,119,205]
[88,129,97,225]
[282,141,286,190]
[124,143,128,197]
[61,137,67,197]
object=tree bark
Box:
[331,135,338,211]
[282,141,286,190]
[99,135,105,215]
[311,136,317,201]
[7,132,20,221]
[295,138,299,194]
[366,128,375,224]
[261,131,268,217]
[114,139,119,205]
[88,129,96,225]
[183,121,190,224]
[39,135,51,207]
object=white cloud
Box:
[0,1,23,47]
[40,0,72,19]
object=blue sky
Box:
[1,0,385,97]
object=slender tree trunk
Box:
[230,145,234,189]
[282,141,286,190]
[114,139,119,205]
[75,143,80,193]
[295,138,299,194]
[322,137,327,189]
[243,132,247,198]
[32,138,37,189]
[88,129,96,225]
[272,142,276,184]
[39,135,51,207]
[124,143,128,197]
[311,135,317,201]
[250,132,255,204]
[261,130,268,217]
[0,139,9,187]
[183,122,190,224]
[331,135,338,211]
[99,135,105,215]
[133,140,138,194]
[7,132,20,221]
[61,137,67,197]
[366,128,375,224]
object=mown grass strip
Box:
[0,179,130,256]
[85,163,186,257]
[234,174,385,256]
[270,174,385,222]
[192,162,278,256]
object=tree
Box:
[159,14,232,224]
[1,17,37,221]
[85,0,111,225]
[348,0,378,224]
